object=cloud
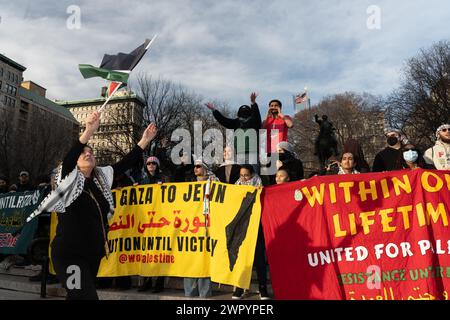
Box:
[1,0,450,112]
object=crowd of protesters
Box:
[0,90,449,300]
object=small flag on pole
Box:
[105,81,122,98]
[295,91,308,104]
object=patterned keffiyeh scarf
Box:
[27,165,115,222]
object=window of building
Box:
[6,84,17,96]
[19,109,28,120]
[20,101,29,111]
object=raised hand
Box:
[80,111,101,144]
[138,123,158,150]
[205,103,216,111]
[86,111,101,134]
[250,92,258,104]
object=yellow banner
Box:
[50,181,262,289]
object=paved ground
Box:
[0,288,62,300]
[0,286,263,300]
[0,266,270,300]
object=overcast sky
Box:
[1,0,450,113]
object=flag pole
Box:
[146,34,158,50]
[292,94,296,113]
[98,82,122,113]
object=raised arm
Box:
[112,123,157,177]
[206,103,239,129]
[250,92,262,129]
[61,111,101,178]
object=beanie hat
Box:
[146,156,160,167]
[277,141,294,153]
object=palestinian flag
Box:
[105,81,124,97]
[78,36,156,84]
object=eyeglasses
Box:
[442,128,449,132]
[194,165,203,169]
[146,162,157,165]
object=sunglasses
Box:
[194,165,203,169]
[146,162,157,165]
[441,128,449,132]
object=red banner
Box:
[261,169,450,300]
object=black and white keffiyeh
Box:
[26,165,115,222]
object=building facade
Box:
[18,81,79,140]
[0,53,80,182]
[0,53,26,119]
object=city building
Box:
[0,53,79,182]
[0,53,26,116]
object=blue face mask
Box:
[403,150,418,163]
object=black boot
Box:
[138,277,152,292]
[116,276,132,290]
[151,277,164,293]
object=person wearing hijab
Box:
[276,141,304,181]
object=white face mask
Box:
[403,150,418,163]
